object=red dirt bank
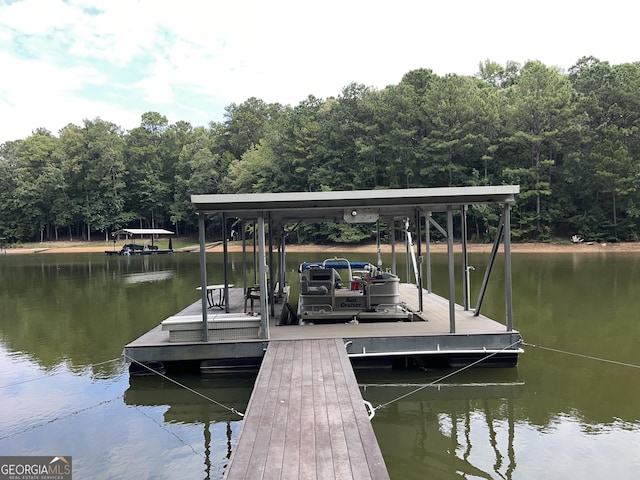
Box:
[4,241,640,255]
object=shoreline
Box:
[3,241,640,255]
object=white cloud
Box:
[0,52,139,140]
[0,0,80,35]
[136,74,175,104]
[1,0,639,143]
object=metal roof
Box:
[112,228,175,236]
[191,185,519,223]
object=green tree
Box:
[0,140,22,240]
[422,74,496,187]
[81,119,128,239]
[227,140,280,193]
[309,83,374,191]
[502,61,575,239]
[171,126,234,233]
[3,58,640,243]
[591,126,638,240]
[271,97,323,192]
[567,58,640,240]
[363,83,420,188]
[221,98,284,160]
[6,130,68,241]
[125,112,172,229]
[477,59,520,88]
[58,123,89,239]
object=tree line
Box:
[1,56,639,244]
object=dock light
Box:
[344,208,379,223]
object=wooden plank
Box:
[225,339,389,480]
[298,340,317,480]
[224,339,278,479]
[319,339,352,480]
[249,340,286,477]
[326,339,371,479]
[333,338,389,480]
[311,339,334,480]
[281,340,302,480]
[263,340,295,478]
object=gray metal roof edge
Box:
[191,185,520,211]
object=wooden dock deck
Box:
[225,338,389,480]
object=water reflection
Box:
[1,252,640,479]
[124,374,254,424]
[123,270,175,285]
[124,373,255,479]
[0,253,201,369]
[358,369,522,479]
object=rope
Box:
[131,404,203,458]
[123,354,245,418]
[373,339,523,411]
[0,357,124,389]
[523,342,640,369]
[0,395,123,441]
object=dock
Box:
[124,185,525,370]
[225,339,389,480]
[122,185,526,479]
[124,283,522,369]
[125,185,524,370]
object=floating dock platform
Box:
[124,283,522,371]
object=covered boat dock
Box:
[124,185,523,479]
[124,185,524,370]
[106,228,175,255]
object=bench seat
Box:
[161,314,261,342]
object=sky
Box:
[1,0,638,144]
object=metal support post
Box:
[390,220,397,275]
[446,207,456,333]
[198,213,209,342]
[222,213,230,313]
[425,212,432,293]
[257,213,269,339]
[461,205,470,311]
[504,203,514,331]
[415,209,423,313]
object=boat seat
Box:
[303,267,342,293]
[302,285,328,295]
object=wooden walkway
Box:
[225,339,389,480]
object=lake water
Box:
[1,251,639,479]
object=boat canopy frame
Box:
[190,185,519,341]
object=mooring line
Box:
[373,340,524,411]
[122,354,245,418]
[0,357,124,389]
[523,342,640,369]
[131,404,203,458]
[0,395,123,441]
